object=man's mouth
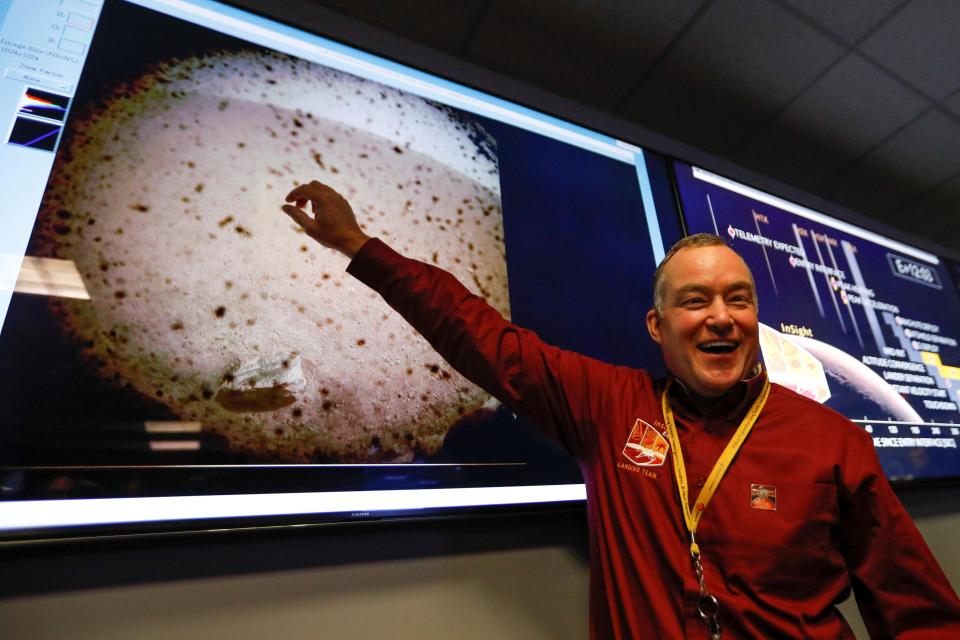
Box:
[697,340,738,354]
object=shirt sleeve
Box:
[346,238,627,460]
[837,429,960,638]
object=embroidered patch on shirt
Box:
[750,484,777,511]
[622,418,668,467]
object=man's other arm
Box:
[838,430,960,638]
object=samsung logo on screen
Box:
[887,253,942,289]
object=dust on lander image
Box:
[34,50,509,463]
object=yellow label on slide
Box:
[921,352,960,381]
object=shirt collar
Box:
[668,363,767,426]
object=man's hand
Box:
[282,181,371,258]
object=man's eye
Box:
[681,297,706,306]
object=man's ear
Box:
[646,308,662,345]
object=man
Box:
[282,180,960,638]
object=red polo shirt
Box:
[348,238,960,639]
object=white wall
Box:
[0,546,589,640]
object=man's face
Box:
[645,245,760,398]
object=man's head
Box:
[646,234,760,398]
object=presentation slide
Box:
[675,162,960,482]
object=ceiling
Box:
[234,0,960,257]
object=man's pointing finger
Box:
[282,204,314,229]
[285,184,317,203]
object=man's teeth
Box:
[699,341,737,353]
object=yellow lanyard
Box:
[661,378,771,557]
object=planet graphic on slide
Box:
[780,333,923,423]
[34,50,509,462]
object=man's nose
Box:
[706,300,734,331]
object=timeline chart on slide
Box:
[674,162,960,481]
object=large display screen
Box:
[675,162,960,482]
[0,0,681,540]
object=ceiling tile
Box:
[618,0,844,153]
[892,173,960,240]
[944,89,960,118]
[465,0,705,109]
[941,230,960,253]
[783,0,903,43]
[734,53,928,190]
[858,0,960,100]
[315,0,486,52]
[818,109,960,217]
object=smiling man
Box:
[646,236,760,401]
[282,181,960,639]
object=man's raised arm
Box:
[280,180,623,459]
